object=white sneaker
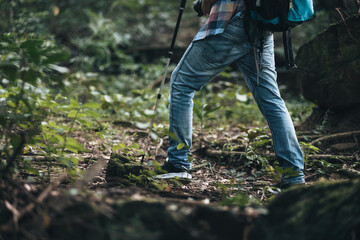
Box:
[156,172,192,180]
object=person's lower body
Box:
[165,16,304,185]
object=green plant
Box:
[0,33,70,178]
[193,99,221,148]
[300,142,321,163]
[112,142,145,160]
[237,126,272,169]
[221,192,250,208]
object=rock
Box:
[296,15,360,109]
[187,205,248,240]
[48,181,360,240]
[298,104,360,133]
[4,180,360,240]
[250,180,360,240]
[296,15,360,132]
[105,154,150,185]
[106,154,145,180]
[46,194,253,240]
[49,199,193,240]
[105,154,171,191]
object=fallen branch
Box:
[1,173,68,232]
[205,149,275,159]
[310,130,360,146]
[204,149,355,161]
[336,167,360,178]
[335,8,360,45]
[155,138,164,156]
[73,155,109,189]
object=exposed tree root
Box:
[1,173,68,232]
[204,149,356,161]
[1,155,108,234]
[337,167,360,179]
[310,130,360,146]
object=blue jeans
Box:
[167,16,305,185]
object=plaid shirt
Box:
[194,0,245,41]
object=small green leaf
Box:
[167,131,180,142]
[52,134,65,144]
[131,142,139,149]
[0,62,18,82]
[68,110,78,118]
[96,132,104,139]
[84,110,99,118]
[24,167,39,175]
[10,135,22,150]
[77,118,92,128]
[20,39,43,64]
[69,99,80,109]
[69,157,79,165]
[193,106,202,121]
[43,51,70,64]
[23,69,38,84]
[204,106,221,116]
[65,137,85,153]
[49,121,57,127]
[193,99,202,107]
[83,102,100,109]
[177,143,185,150]
[112,143,125,151]
[7,101,16,108]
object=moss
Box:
[297,15,360,109]
[49,199,193,240]
[106,154,144,180]
[105,153,167,190]
[250,180,360,240]
[48,200,109,240]
[297,15,360,82]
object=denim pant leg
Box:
[167,21,250,169]
[235,34,305,184]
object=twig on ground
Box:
[337,166,360,178]
[191,161,214,175]
[73,155,108,189]
[335,8,360,45]
[155,138,164,156]
[310,130,360,146]
[1,173,68,232]
[204,149,355,161]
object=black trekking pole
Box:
[141,0,187,162]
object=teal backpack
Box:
[244,0,315,69]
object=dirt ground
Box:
[87,124,360,203]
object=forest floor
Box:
[88,124,360,202]
[1,122,360,239]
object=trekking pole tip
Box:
[141,154,145,163]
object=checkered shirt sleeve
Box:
[194,0,244,41]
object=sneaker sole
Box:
[155,172,192,180]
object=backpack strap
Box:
[287,28,297,68]
[282,28,297,70]
[282,30,290,69]
[244,0,265,85]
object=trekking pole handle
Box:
[168,0,187,58]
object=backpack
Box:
[244,0,315,69]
